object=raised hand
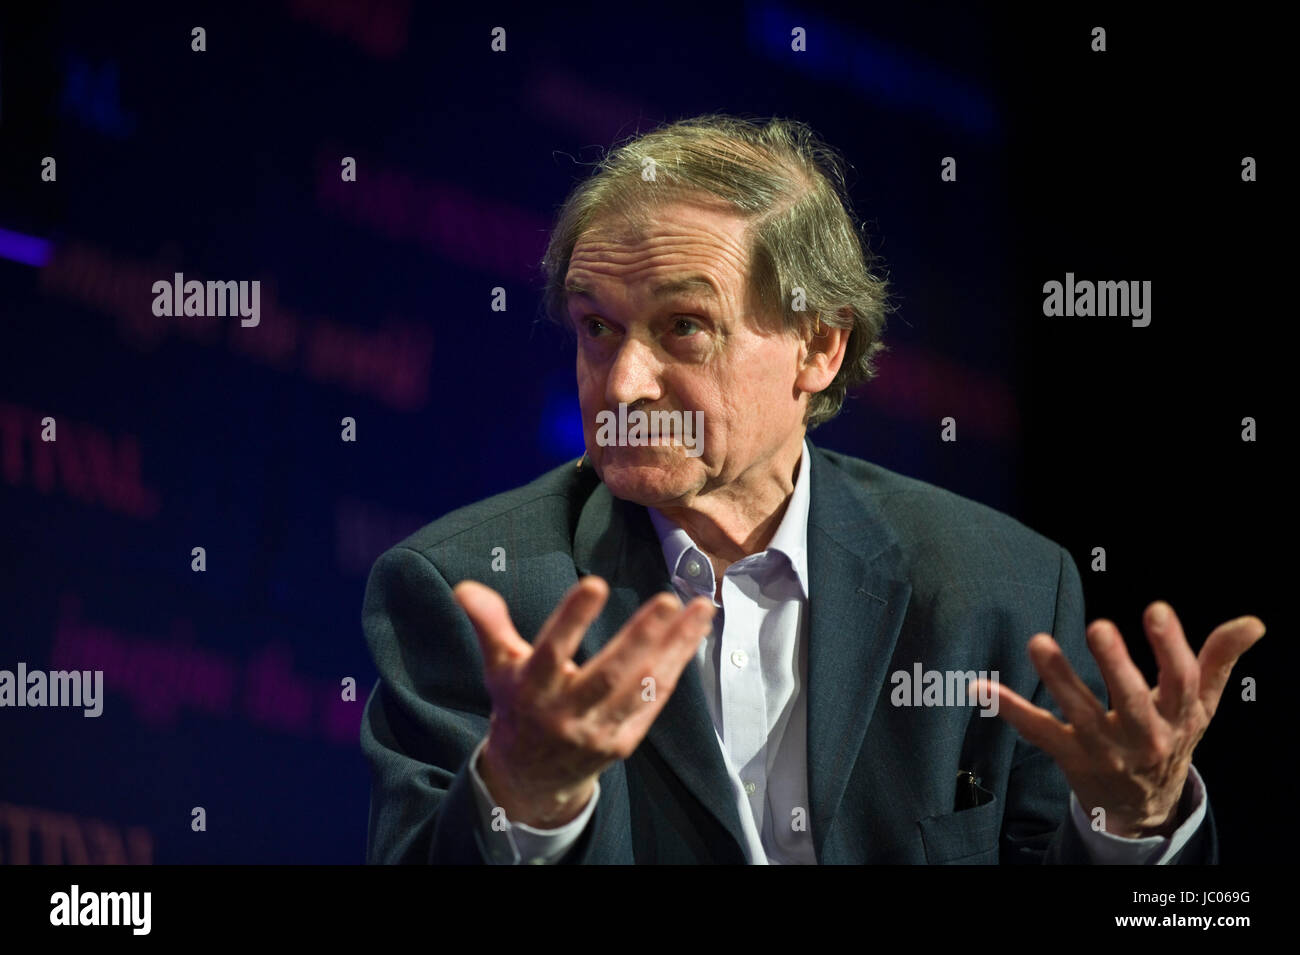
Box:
[975,601,1265,837]
[453,575,716,828]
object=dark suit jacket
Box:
[360,441,1217,863]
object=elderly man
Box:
[360,115,1264,864]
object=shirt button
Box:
[744,781,757,795]
[730,649,747,668]
[685,558,703,577]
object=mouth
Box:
[602,442,680,453]
[590,404,706,459]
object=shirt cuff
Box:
[1069,763,1208,865]
[467,737,599,864]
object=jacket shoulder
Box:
[816,447,1068,584]
[391,458,597,564]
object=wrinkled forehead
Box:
[565,198,754,293]
[562,206,788,335]
[575,192,747,250]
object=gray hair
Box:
[541,113,893,428]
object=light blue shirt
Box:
[469,439,1207,863]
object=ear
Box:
[795,307,852,397]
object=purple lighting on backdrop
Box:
[0,227,52,267]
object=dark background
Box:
[0,1,1285,864]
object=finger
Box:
[970,677,1075,760]
[1143,601,1198,722]
[659,596,718,673]
[1087,619,1160,737]
[453,580,531,672]
[1197,614,1266,718]
[568,591,683,712]
[523,576,610,692]
[624,596,717,717]
[1027,634,1108,734]
[612,597,717,732]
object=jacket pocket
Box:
[917,796,1002,864]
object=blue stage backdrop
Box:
[0,2,1282,863]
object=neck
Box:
[656,434,805,565]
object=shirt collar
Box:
[646,439,812,599]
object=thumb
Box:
[453,580,531,672]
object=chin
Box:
[594,450,700,505]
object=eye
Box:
[672,316,702,337]
[582,316,610,337]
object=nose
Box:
[604,336,663,409]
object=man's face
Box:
[565,198,811,507]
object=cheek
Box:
[715,347,783,407]
[575,355,602,403]
[713,345,799,430]
[673,380,735,458]
[747,340,801,398]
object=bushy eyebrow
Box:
[649,275,720,299]
[564,274,721,306]
[564,282,592,302]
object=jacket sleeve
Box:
[359,545,499,863]
[359,544,623,864]
[1002,546,1218,864]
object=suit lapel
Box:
[567,445,913,865]
[571,480,749,859]
[804,444,912,863]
